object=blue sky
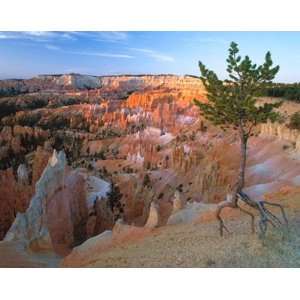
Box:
[0,31,299,82]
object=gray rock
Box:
[167,202,217,225]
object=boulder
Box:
[61,230,113,267]
[167,202,217,225]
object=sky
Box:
[0,31,300,82]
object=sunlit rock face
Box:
[36,74,101,90]
[3,149,89,256]
[2,147,113,255]
[46,169,88,255]
[0,146,51,240]
[4,150,67,250]
[99,75,205,91]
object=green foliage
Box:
[289,112,300,130]
[107,182,124,221]
[142,173,152,188]
[262,83,300,102]
[194,42,281,138]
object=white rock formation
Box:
[144,202,159,228]
[4,150,67,249]
[172,191,184,214]
[17,164,29,185]
[38,74,101,89]
[86,176,111,208]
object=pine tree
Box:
[194,41,281,193]
[107,182,123,222]
[194,42,288,237]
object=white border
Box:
[1,268,300,300]
[1,1,300,299]
[0,0,300,30]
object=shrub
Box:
[289,112,300,129]
[107,182,123,221]
[142,173,151,188]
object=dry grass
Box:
[86,195,300,268]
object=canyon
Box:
[1,73,300,267]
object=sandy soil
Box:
[84,194,300,268]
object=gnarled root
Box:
[215,198,237,236]
[239,194,288,238]
[263,201,288,227]
[216,191,289,238]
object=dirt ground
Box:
[84,194,300,268]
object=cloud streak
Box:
[69,50,133,58]
[130,47,174,62]
[0,31,130,45]
[45,44,133,59]
[45,44,61,50]
[0,31,76,42]
[67,31,129,43]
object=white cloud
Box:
[96,31,128,42]
[130,47,174,62]
[45,44,61,50]
[69,50,133,58]
[0,31,76,42]
[0,31,129,44]
[44,44,133,59]
[24,31,53,37]
[71,31,129,43]
[0,32,19,39]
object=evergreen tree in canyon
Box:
[195,41,280,192]
[194,42,288,237]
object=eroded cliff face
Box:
[0,146,50,240]
[260,121,300,151]
[4,150,90,256]
[99,75,204,92]
[4,150,68,249]
[0,73,204,92]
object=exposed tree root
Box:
[215,191,288,238]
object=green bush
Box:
[289,112,300,129]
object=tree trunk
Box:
[237,130,248,193]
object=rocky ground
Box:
[78,193,300,268]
